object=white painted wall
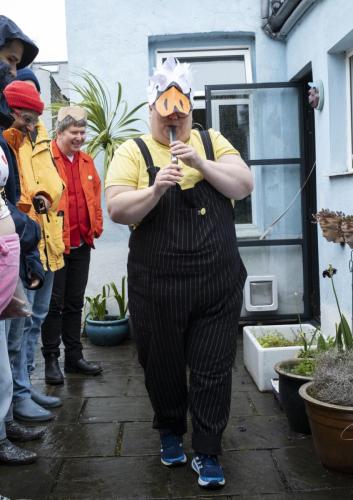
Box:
[285,0,353,335]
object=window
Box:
[155,47,253,225]
[156,48,252,128]
[347,50,353,170]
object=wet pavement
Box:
[1,335,353,499]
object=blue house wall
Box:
[65,0,353,333]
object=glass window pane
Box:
[250,163,302,240]
[219,103,249,161]
[239,245,304,316]
[210,87,300,159]
[177,57,247,92]
[235,195,252,224]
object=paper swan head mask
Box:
[147,57,193,117]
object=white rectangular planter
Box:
[243,324,317,392]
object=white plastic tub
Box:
[243,324,317,392]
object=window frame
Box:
[346,49,353,171]
[155,47,253,98]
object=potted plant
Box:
[341,215,353,248]
[299,265,353,472]
[243,323,317,391]
[274,329,334,434]
[313,209,345,243]
[84,277,129,346]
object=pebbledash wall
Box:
[284,0,353,335]
[65,0,353,333]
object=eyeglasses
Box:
[13,110,39,126]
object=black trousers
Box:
[41,244,91,362]
[129,261,246,456]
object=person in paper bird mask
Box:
[105,57,253,489]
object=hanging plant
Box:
[313,209,345,243]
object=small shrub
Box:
[288,358,315,377]
[254,329,304,348]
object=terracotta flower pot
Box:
[318,217,344,243]
[341,221,353,249]
[299,381,353,473]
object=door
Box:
[205,82,311,321]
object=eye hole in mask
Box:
[155,86,191,117]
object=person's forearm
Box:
[198,158,253,200]
[107,187,160,225]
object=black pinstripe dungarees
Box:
[128,131,247,455]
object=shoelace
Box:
[197,455,220,470]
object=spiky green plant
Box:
[84,277,128,322]
[53,70,146,177]
[110,277,128,320]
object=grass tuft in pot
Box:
[309,350,353,406]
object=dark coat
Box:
[0,132,44,289]
[0,16,38,68]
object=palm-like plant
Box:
[53,70,146,177]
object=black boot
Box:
[64,358,103,375]
[45,353,64,385]
[0,439,37,464]
[5,420,46,442]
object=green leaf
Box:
[340,314,353,349]
[317,333,327,351]
[336,322,344,350]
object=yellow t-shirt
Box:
[105,128,239,191]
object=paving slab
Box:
[3,336,353,499]
[272,445,353,492]
[43,375,130,399]
[228,492,353,500]
[80,395,153,423]
[169,450,286,497]
[126,375,149,397]
[50,397,86,424]
[229,391,257,417]
[247,390,283,416]
[52,456,170,499]
[223,415,311,451]
[83,343,138,363]
[231,368,255,392]
[24,423,119,458]
[0,458,61,500]
[122,422,188,456]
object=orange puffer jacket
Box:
[51,140,103,254]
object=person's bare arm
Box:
[106,163,183,225]
[170,141,253,200]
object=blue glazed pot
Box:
[85,316,129,346]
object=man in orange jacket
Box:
[41,106,103,384]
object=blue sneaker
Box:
[160,433,187,466]
[191,454,225,488]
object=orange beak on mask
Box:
[154,85,191,117]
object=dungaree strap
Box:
[200,130,236,221]
[134,130,215,171]
[134,138,160,187]
[134,138,154,167]
[199,130,215,161]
